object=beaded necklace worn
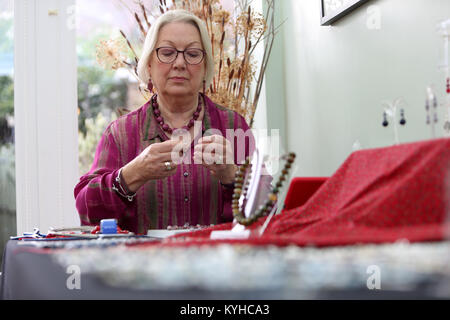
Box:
[232,152,296,226]
[151,93,203,134]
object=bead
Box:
[269,193,277,202]
[162,124,170,131]
[156,116,163,123]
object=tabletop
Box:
[2,236,450,300]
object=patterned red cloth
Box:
[166,138,450,247]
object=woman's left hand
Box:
[194,135,237,184]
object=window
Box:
[76,0,147,175]
[0,0,15,265]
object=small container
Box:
[100,219,117,234]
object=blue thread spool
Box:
[100,219,117,234]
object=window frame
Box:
[14,0,79,235]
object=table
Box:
[2,237,450,300]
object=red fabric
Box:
[283,177,328,210]
[161,138,450,248]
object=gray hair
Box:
[136,9,214,90]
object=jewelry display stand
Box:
[425,87,439,138]
[210,148,264,240]
[437,19,450,137]
[210,144,297,240]
[381,97,407,145]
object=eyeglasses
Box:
[155,47,206,65]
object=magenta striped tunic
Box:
[74,95,252,234]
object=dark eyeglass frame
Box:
[155,47,206,65]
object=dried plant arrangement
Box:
[95,0,279,126]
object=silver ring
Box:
[164,161,172,171]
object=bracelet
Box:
[112,168,136,202]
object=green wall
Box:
[265,0,450,176]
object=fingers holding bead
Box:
[194,134,234,166]
[135,141,179,180]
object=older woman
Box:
[74,10,253,234]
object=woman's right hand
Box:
[120,139,181,193]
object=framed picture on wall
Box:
[320,0,371,26]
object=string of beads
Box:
[232,152,296,226]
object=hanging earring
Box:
[202,79,206,96]
[425,99,430,124]
[147,78,153,93]
[382,111,389,127]
[399,109,406,125]
[433,96,438,123]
